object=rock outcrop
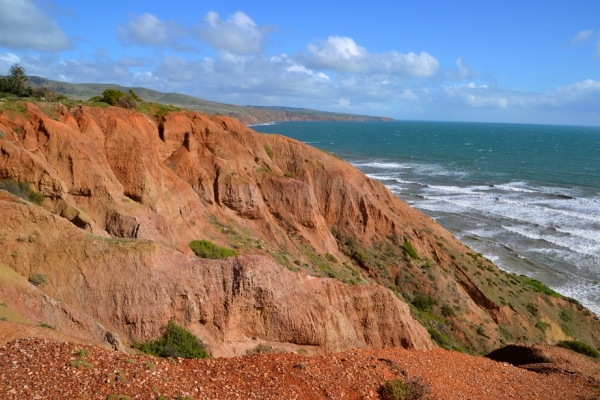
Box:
[0,100,599,355]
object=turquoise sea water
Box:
[253,121,600,314]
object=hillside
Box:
[27,76,393,124]
[0,98,599,397]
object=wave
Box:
[247,121,277,127]
[501,225,600,256]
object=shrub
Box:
[559,309,572,323]
[441,304,455,318]
[402,241,419,260]
[412,294,436,313]
[188,240,239,259]
[0,179,45,205]
[379,378,425,400]
[525,303,538,317]
[284,171,293,178]
[133,320,209,359]
[535,321,550,332]
[325,253,338,263]
[264,144,274,159]
[28,274,47,286]
[558,340,600,358]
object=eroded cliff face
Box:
[0,198,432,355]
[0,101,598,355]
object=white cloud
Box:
[571,29,594,45]
[194,11,267,54]
[337,98,351,107]
[299,36,439,77]
[0,0,71,51]
[117,13,176,46]
[455,58,480,79]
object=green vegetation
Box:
[402,241,419,260]
[264,144,274,159]
[441,304,455,318]
[558,340,600,358]
[28,274,47,286]
[188,240,239,259]
[519,275,561,297]
[0,179,45,205]
[133,320,209,359]
[0,64,31,97]
[379,378,423,400]
[325,253,338,263]
[412,295,436,313]
[525,303,539,316]
[89,88,140,109]
[535,321,550,332]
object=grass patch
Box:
[558,340,600,358]
[133,320,209,359]
[189,240,239,259]
[264,144,274,159]
[535,321,550,332]
[0,179,45,205]
[519,275,561,297]
[402,241,419,260]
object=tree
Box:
[0,64,31,97]
[7,64,31,97]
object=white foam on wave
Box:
[354,161,411,169]
[493,183,538,193]
[556,227,600,244]
[555,280,600,316]
[501,225,600,256]
[247,121,277,127]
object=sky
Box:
[1,0,600,125]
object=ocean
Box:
[253,120,600,314]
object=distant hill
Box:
[27,76,393,124]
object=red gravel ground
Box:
[1,338,598,400]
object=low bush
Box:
[412,294,436,313]
[441,304,455,318]
[402,241,419,260]
[0,179,46,205]
[558,340,600,358]
[535,321,550,332]
[379,378,425,400]
[133,320,209,359]
[188,240,239,259]
[28,273,47,286]
[325,253,338,263]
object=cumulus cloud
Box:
[194,11,267,54]
[298,36,439,77]
[571,29,594,45]
[117,13,181,46]
[0,0,71,51]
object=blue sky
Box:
[1,0,600,125]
